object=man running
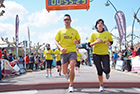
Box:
[55,14,81,92]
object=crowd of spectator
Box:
[111,45,140,72]
[0,47,44,74]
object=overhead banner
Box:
[15,15,19,58]
[115,11,126,46]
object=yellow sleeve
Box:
[108,32,113,42]
[75,30,81,41]
[55,30,61,42]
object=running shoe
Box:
[69,86,74,92]
[59,73,61,76]
[99,85,104,92]
[50,73,52,77]
[46,74,49,77]
[65,72,70,80]
[106,74,110,79]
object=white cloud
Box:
[111,26,136,35]
[74,25,91,43]
[72,18,78,23]
[28,9,64,27]
[126,26,136,33]
[0,1,28,21]
[37,29,59,49]
[0,22,14,38]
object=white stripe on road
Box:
[132,88,140,92]
[0,90,38,94]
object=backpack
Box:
[29,55,34,61]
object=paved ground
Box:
[0,88,140,94]
[0,65,140,93]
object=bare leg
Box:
[98,75,103,86]
[56,65,58,71]
[46,68,48,74]
[50,68,51,74]
[59,66,61,74]
[62,62,69,75]
[69,60,76,86]
[78,67,80,71]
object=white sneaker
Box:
[106,74,110,79]
[99,85,104,92]
[46,74,49,77]
[69,86,74,92]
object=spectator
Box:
[118,51,124,61]
[8,52,14,62]
[29,53,35,71]
[112,51,119,68]
[24,54,29,70]
[122,49,129,59]
[34,55,39,70]
[0,49,3,82]
[129,47,138,58]
[136,43,140,55]
[2,49,8,60]
[121,48,131,72]
[17,55,24,65]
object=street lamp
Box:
[105,0,118,12]
[131,7,140,48]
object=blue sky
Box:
[0,0,140,50]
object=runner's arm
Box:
[55,40,67,53]
[55,40,61,50]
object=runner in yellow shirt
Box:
[88,19,113,92]
[55,14,81,92]
[43,43,54,77]
[76,48,82,73]
[54,49,61,76]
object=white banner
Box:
[1,59,20,75]
[131,56,140,72]
[115,60,123,70]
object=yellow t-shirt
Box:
[55,27,81,54]
[77,52,82,61]
[43,49,54,60]
[54,49,61,61]
[88,31,113,55]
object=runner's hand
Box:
[106,40,111,46]
[60,47,67,54]
[96,37,102,43]
[73,40,79,45]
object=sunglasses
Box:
[64,18,71,21]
